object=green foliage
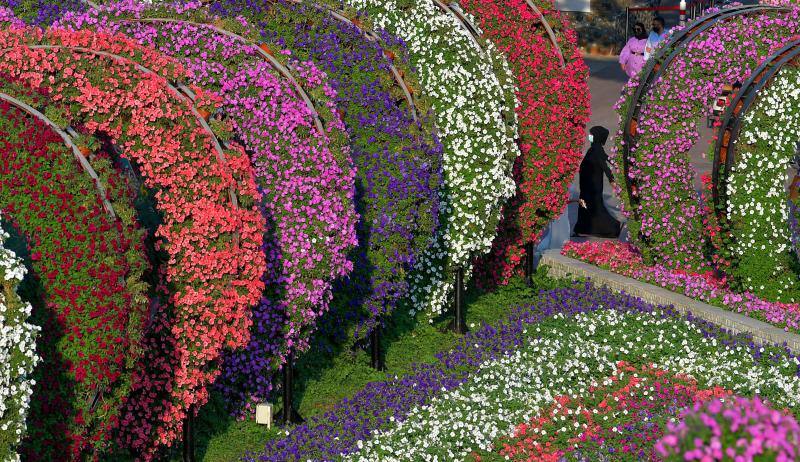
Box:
[163,271,567,462]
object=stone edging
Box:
[539,249,800,352]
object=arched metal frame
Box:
[0,91,120,414]
[431,0,522,126]
[431,0,485,56]
[620,5,787,220]
[290,0,420,122]
[115,17,327,135]
[0,43,241,212]
[711,39,800,218]
[521,0,565,69]
[0,92,116,217]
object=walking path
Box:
[535,50,800,350]
[540,249,800,350]
[539,53,717,251]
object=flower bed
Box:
[245,284,800,461]
[562,240,800,332]
[0,27,267,458]
[61,1,361,418]
[474,377,800,461]
[656,396,800,461]
[611,6,800,270]
[473,363,731,461]
[335,0,520,317]
[461,0,591,288]
[0,213,39,462]
[343,298,800,460]
[0,83,152,459]
[718,65,800,301]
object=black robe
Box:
[573,142,621,238]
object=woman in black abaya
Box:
[573,126,621,238]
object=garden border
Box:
[539,249,800,351]
[711,38,800,214]
[620,4,788,220]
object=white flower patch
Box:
[344,309,800,461]
[0,213,39,462]
[345,0,520,317]
[730,66,800,300]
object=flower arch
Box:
[612,5,800,270]
[710,38,800,301]
[0,181,39,462]
[0,27,267,458]
[59,0,362,417]
[209,0,443,386]
[460,0,590,287]
[0,83,150,459]
[211,0,519,316]
[335,0,520,317]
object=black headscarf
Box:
[590,126,610,146]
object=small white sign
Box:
[555,0,591,12]
[255,403,273,428]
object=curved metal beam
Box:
[0,90,119,418]
[432,0,486,56]
[0,92,116,218]
[0,43,240,211]
[290,0,420,122]
[522,0,565,69]
[620,4,788,219]
[431,0,520,126]
[711,39,800,217]
[116,17,328,135]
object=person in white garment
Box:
[643,16,668,61]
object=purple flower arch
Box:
[612,6,800,270]
[209,0,443,346]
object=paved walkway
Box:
[540,250,800,351]
[539,53,718,251]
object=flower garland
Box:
[721,65,800,301]
[0,80,152,460]
[339,0,520,317]
[656,396,800,460]
[60,0,361,418]
[0,27,267,458]
[611,6,800,271]
[562,240,800,332]
[0,212,39,462]
[247,284,800,461]
[459,0,591,288]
